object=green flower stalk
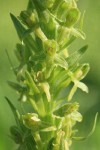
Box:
[6,0,98,150]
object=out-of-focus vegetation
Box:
[0,0,100,150]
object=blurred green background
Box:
[0,0,100,149]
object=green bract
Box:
[5,0,97,150]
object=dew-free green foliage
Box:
[6,0,94,150]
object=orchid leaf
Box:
[27,0,35,11]
[10,13,38,53]
[5,97,21,127]
[55,54,68,70]
[25,71,40,94]
[10,126,23,144]
[8,81,27,93]
[61,36,76,50]
[10,13,25,40]
[66,45,88,67]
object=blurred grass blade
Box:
[5,49,16,74]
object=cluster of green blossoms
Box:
[6,0,92,150]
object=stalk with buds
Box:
[6,0,97,150]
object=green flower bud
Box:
[44,40,57,57]
[80,63,90,80]
[57,27,70,45]
[51,0,63,13]
[23,113,41,131]
[54,102,79,117]
[65,8,80,27]
[39,82,51,102]
[57,1,71,21]
[74,64,90,80]
[43,0,55,8]
[36,71,45,82]
[70,111,82,122]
